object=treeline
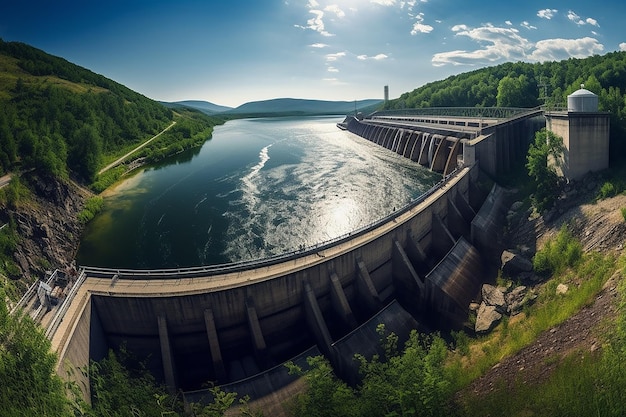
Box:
[0,39,174,182]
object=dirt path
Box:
[97,121,176,175]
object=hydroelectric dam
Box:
[24,107,544,413]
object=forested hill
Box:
[0,39,175,182]
[385,51,626,112]
[383,51,626,160]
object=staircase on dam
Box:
[23,107,545,414]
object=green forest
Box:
[0,39,220,183]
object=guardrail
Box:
[45,269,87,339]
[9,270,58,315]
[371,106,542,119]
[81,166,465,280]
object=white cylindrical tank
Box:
[568,87,598,112]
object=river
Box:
[76,116,440,269]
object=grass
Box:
[448,231,626,416]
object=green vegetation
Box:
[77,196,104,224]
[526,128,565,213]
[532,225,582,276]
[88,347,182,417]
[0,178,31,279]
[0,39,174,181]
[134,108,220,164]
[0,290,74,417]
[287,326,453,417]
[459,254,626,417]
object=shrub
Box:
[77,196,104,224]
[598,181,617,200]
[533,225,582,276]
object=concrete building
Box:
[546,87,610,180]
[384,85,389,103]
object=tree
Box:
[0,292,73,416]
[69,124,102,182]
[497,74,537,108]
[526,128,565,212]
[286,326,453,417]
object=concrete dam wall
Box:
[50,110,542,411]
[343,116,467,176]
[51,164,499,403]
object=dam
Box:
[21,108,544,412]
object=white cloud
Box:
[310,43,328,48]
[370,0,396,5]
[528,37,604,61]
[451,24,469,32]
[567,10,583,25]
[325,52,346,62]
[327,66,339,72]
[325,4,345,18]
[358,53,389,60]
[620,42,626,52]
[411,22,434,34]
[505,20,512,26]
[433,23,605,67]
[521,21,537,30]
[294,2,335,36]
[537,9,558,19]
[567,10,599,27]
[432,24,532,66]
[410,12,433,35]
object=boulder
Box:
[481,284,506,312]
[505,285,527,316]
[510,201,524,212]
[475,302,502,333]
[556,283,569,295]
[501,250,533,275]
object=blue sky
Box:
[2,1,625,107]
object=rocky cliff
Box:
[3,173,88,286]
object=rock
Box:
[481,284,506,312]
[469,302,480,312]
[505,285,527,315]
[475,302,503,333]
[3,173,86,280]
[501,250,533,275]
[510,201,524,212]
[556,283,569,295]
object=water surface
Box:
[76,116,440,268]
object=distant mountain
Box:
[226,98,383,116]
[162,100,233,115]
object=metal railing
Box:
[45,269,87,339]
[81,166,466,280]
[370,106,541,120]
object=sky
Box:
[2,0,626,108]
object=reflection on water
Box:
[77,116,440,269]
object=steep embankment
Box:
[460,175,626,400]
[1,174,88,289]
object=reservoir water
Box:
[76,116,441,269]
